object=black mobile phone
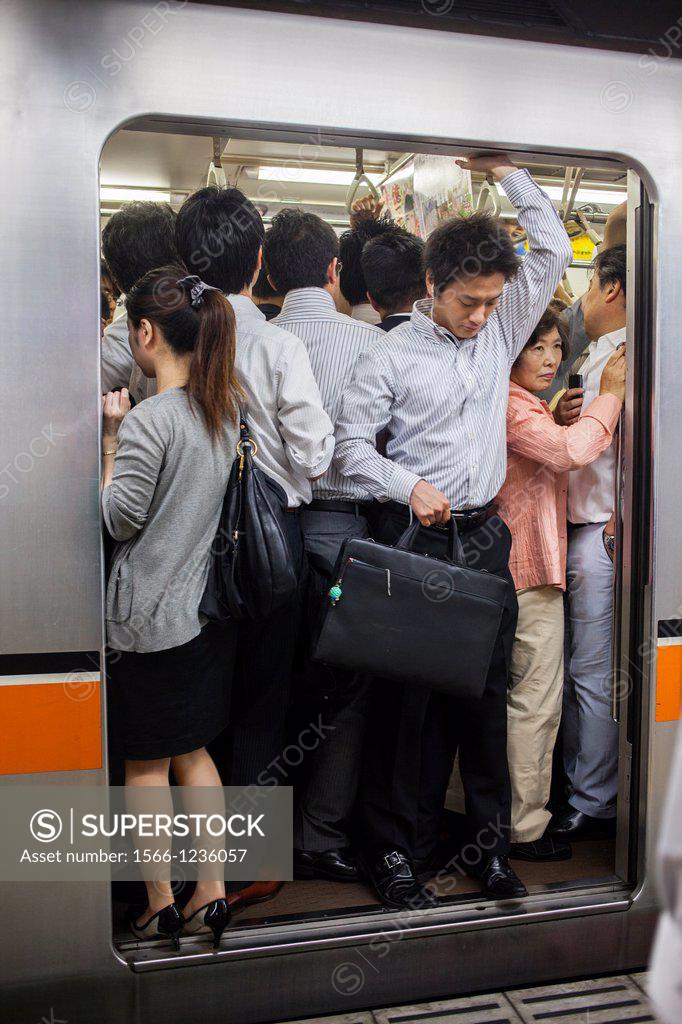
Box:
[568,373,583,390]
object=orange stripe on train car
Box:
[656,645,682,723]
[0,681,102,774]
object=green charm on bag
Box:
[329,583,343,605]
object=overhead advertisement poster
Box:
[381,162,418,234]
[380,155,473,239]
[413,155,474,237]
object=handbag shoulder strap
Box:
[235,405,258,476]
[238,405,251,441]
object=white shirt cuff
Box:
[386,466,423,504]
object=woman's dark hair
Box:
[101,259,120,300]
[360,227,426,312]
[424,211,519,292]
[338,216,393,306]
[126,264,243,439]
[593,243,626,296]
[264,209,339,294]
[175,186,265,295]
[515,300,569,363]
[101,202,178,295]
[100,290,112,321]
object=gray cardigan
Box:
[102,388,237,653]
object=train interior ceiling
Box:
[101,126,631,954]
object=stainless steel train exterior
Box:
[1,2,680,1022]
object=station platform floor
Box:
[280,972,658,1024]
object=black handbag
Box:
[200,410,298,622]
[312,518,512,699]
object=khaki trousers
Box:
[507,585,564,843]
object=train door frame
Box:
[613,172,656,885]
[104,116,654,970]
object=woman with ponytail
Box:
[101,264,243,949]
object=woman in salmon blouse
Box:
[496,301,625,863]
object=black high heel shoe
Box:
[183,898,230,949]
[128,903,184,950]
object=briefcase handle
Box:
[394,518,466,566]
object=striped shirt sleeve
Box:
[496,169,573,362]
[334,346,423,504]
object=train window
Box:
[100,123,646,965]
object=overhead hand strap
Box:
[475,173,501,216]
[207,136,227,188]
[345,147,380,212]
[559,166,584,223]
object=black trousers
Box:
[294,507,372,852]
[358,507,518,863]
[219,511,305,788]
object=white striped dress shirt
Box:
[273,288,382,500]
[226,294,335,507]
[334,169,573,510]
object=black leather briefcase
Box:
[312,519,511,700]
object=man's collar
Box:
[597,325,626,349]
[411,298,460,345]
[278,287,337,318]
[226,293,265,321]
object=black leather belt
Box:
[435,501,496,532]
[385,499,496,533]
[306,499,372,515]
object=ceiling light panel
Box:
[257,165,383,187]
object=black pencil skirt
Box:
[107,621,237,761]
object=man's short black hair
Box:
[361,227,426,313]
[101,202,178,295]
[339,217,394,306]
[264,209,339,294]
[594,243,626,297]
[424,211,520,292]
[175,186,265,294]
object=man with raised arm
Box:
[334,154,573,909]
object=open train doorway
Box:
[99,121,650,966]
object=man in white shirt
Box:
[549,244,627,842]
[175,188,334,913]
[264,208,382,883]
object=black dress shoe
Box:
[361,850,439,910]
[548,807,616,842]
[510,836,572,862]
[294,848,359,882]
[227,880,283,914]
[472,855,528,899]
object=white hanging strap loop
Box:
[207,136,227,188]
[475,173,501,216]
[346,147,380,212]
[573,208,602,246]
[564,167,584,223]
[559,166,573,220]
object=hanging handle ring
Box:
[346,148,381,213]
